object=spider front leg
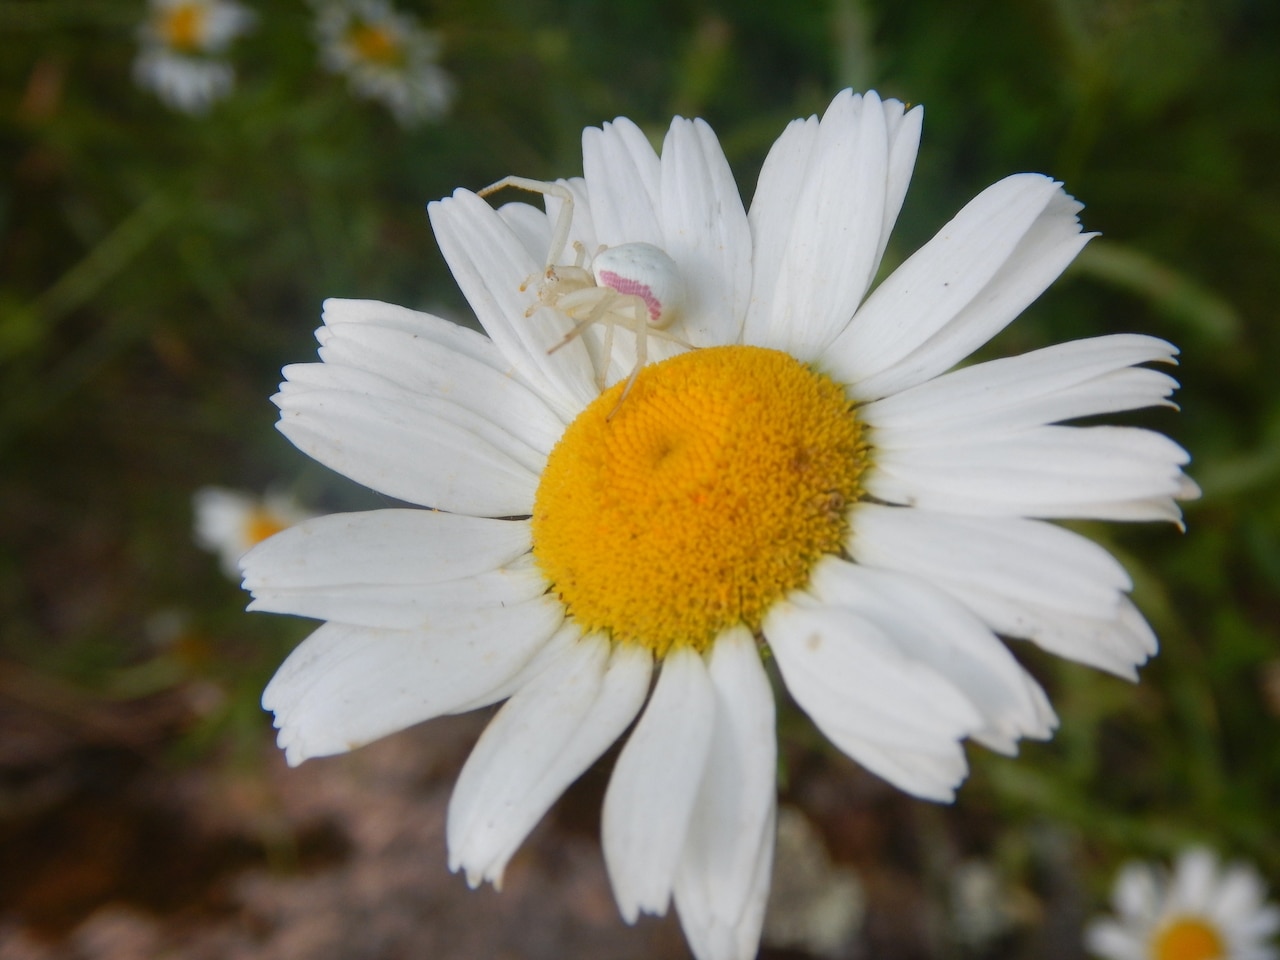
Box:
[477,176,577,272]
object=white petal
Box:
[261,598,563,765]
[496,200,554,265]
[746,90,920,359]
[768,597,985,748]
[863,334,1181,444]
[428,189,598,417]
[583,117,664,248]
[242,509,530,588]
[1113,861,1161,920]
[318,297,512,370]
[764,599,978,801]
[865,425,1193,523]
[1237,906,1280,944]
[847,504,1157,677]
[248,548,546,630]
[316,305,567,456]
[242,510,537,628]
[448,636,652,889]
[673,628,777,960]
[1169,848,1219,914]
[828,729,970,803]
[878,99,924,269]
[603,646,716,923]
[1084,919,1148,960]
[1211,864,1271,925]
[277,300,564,515]
[659,117,752,348]
[848,503,1130,614]
[678,807,776,960]
[741,113,817,349]
[807,559,1055,753]
[446,619,583,715]
[275,375,540,517]
[990,594,1157,679]
[825,175,1091,399]
[279,360,546,478]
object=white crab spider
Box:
[478,176,687,407]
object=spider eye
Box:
[591,243,685,328]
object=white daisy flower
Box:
[1086,848,1280,960]
[194,486,310,579]
[242,90,1199,960]
[313,0,454,126]
[133,0,254,114]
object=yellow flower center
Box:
[244,508,289,547]
[1152,917,1225,960]
[159,3,206,52]
[347,22,403,66]
[532,345,866,656]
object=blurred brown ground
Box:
[0,666,1073,960]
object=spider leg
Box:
[547,294,614,356]
[644,325,695,351]
[606,299,653,420]
[599,308,616,394]
[478,176,575,270]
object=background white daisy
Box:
[193,486,312,579]
[133,0,254,113]
[1086,847,1280,960]
[313,0,454,126]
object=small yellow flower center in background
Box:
[347,22,403,66]
[245,508,289,547]
[1152,917,1225,960]
[160,3,207,52]
[533,345,866,656]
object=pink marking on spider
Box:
[596,270,663,322]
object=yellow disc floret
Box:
[160,3,207,52]
[347,22,404,66]
[1153,917,1225,960]
[245,507,289,548]
[532,345,866,656]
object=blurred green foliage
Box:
[2,0,1278,918]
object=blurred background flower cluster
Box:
[1,0,1278,957]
